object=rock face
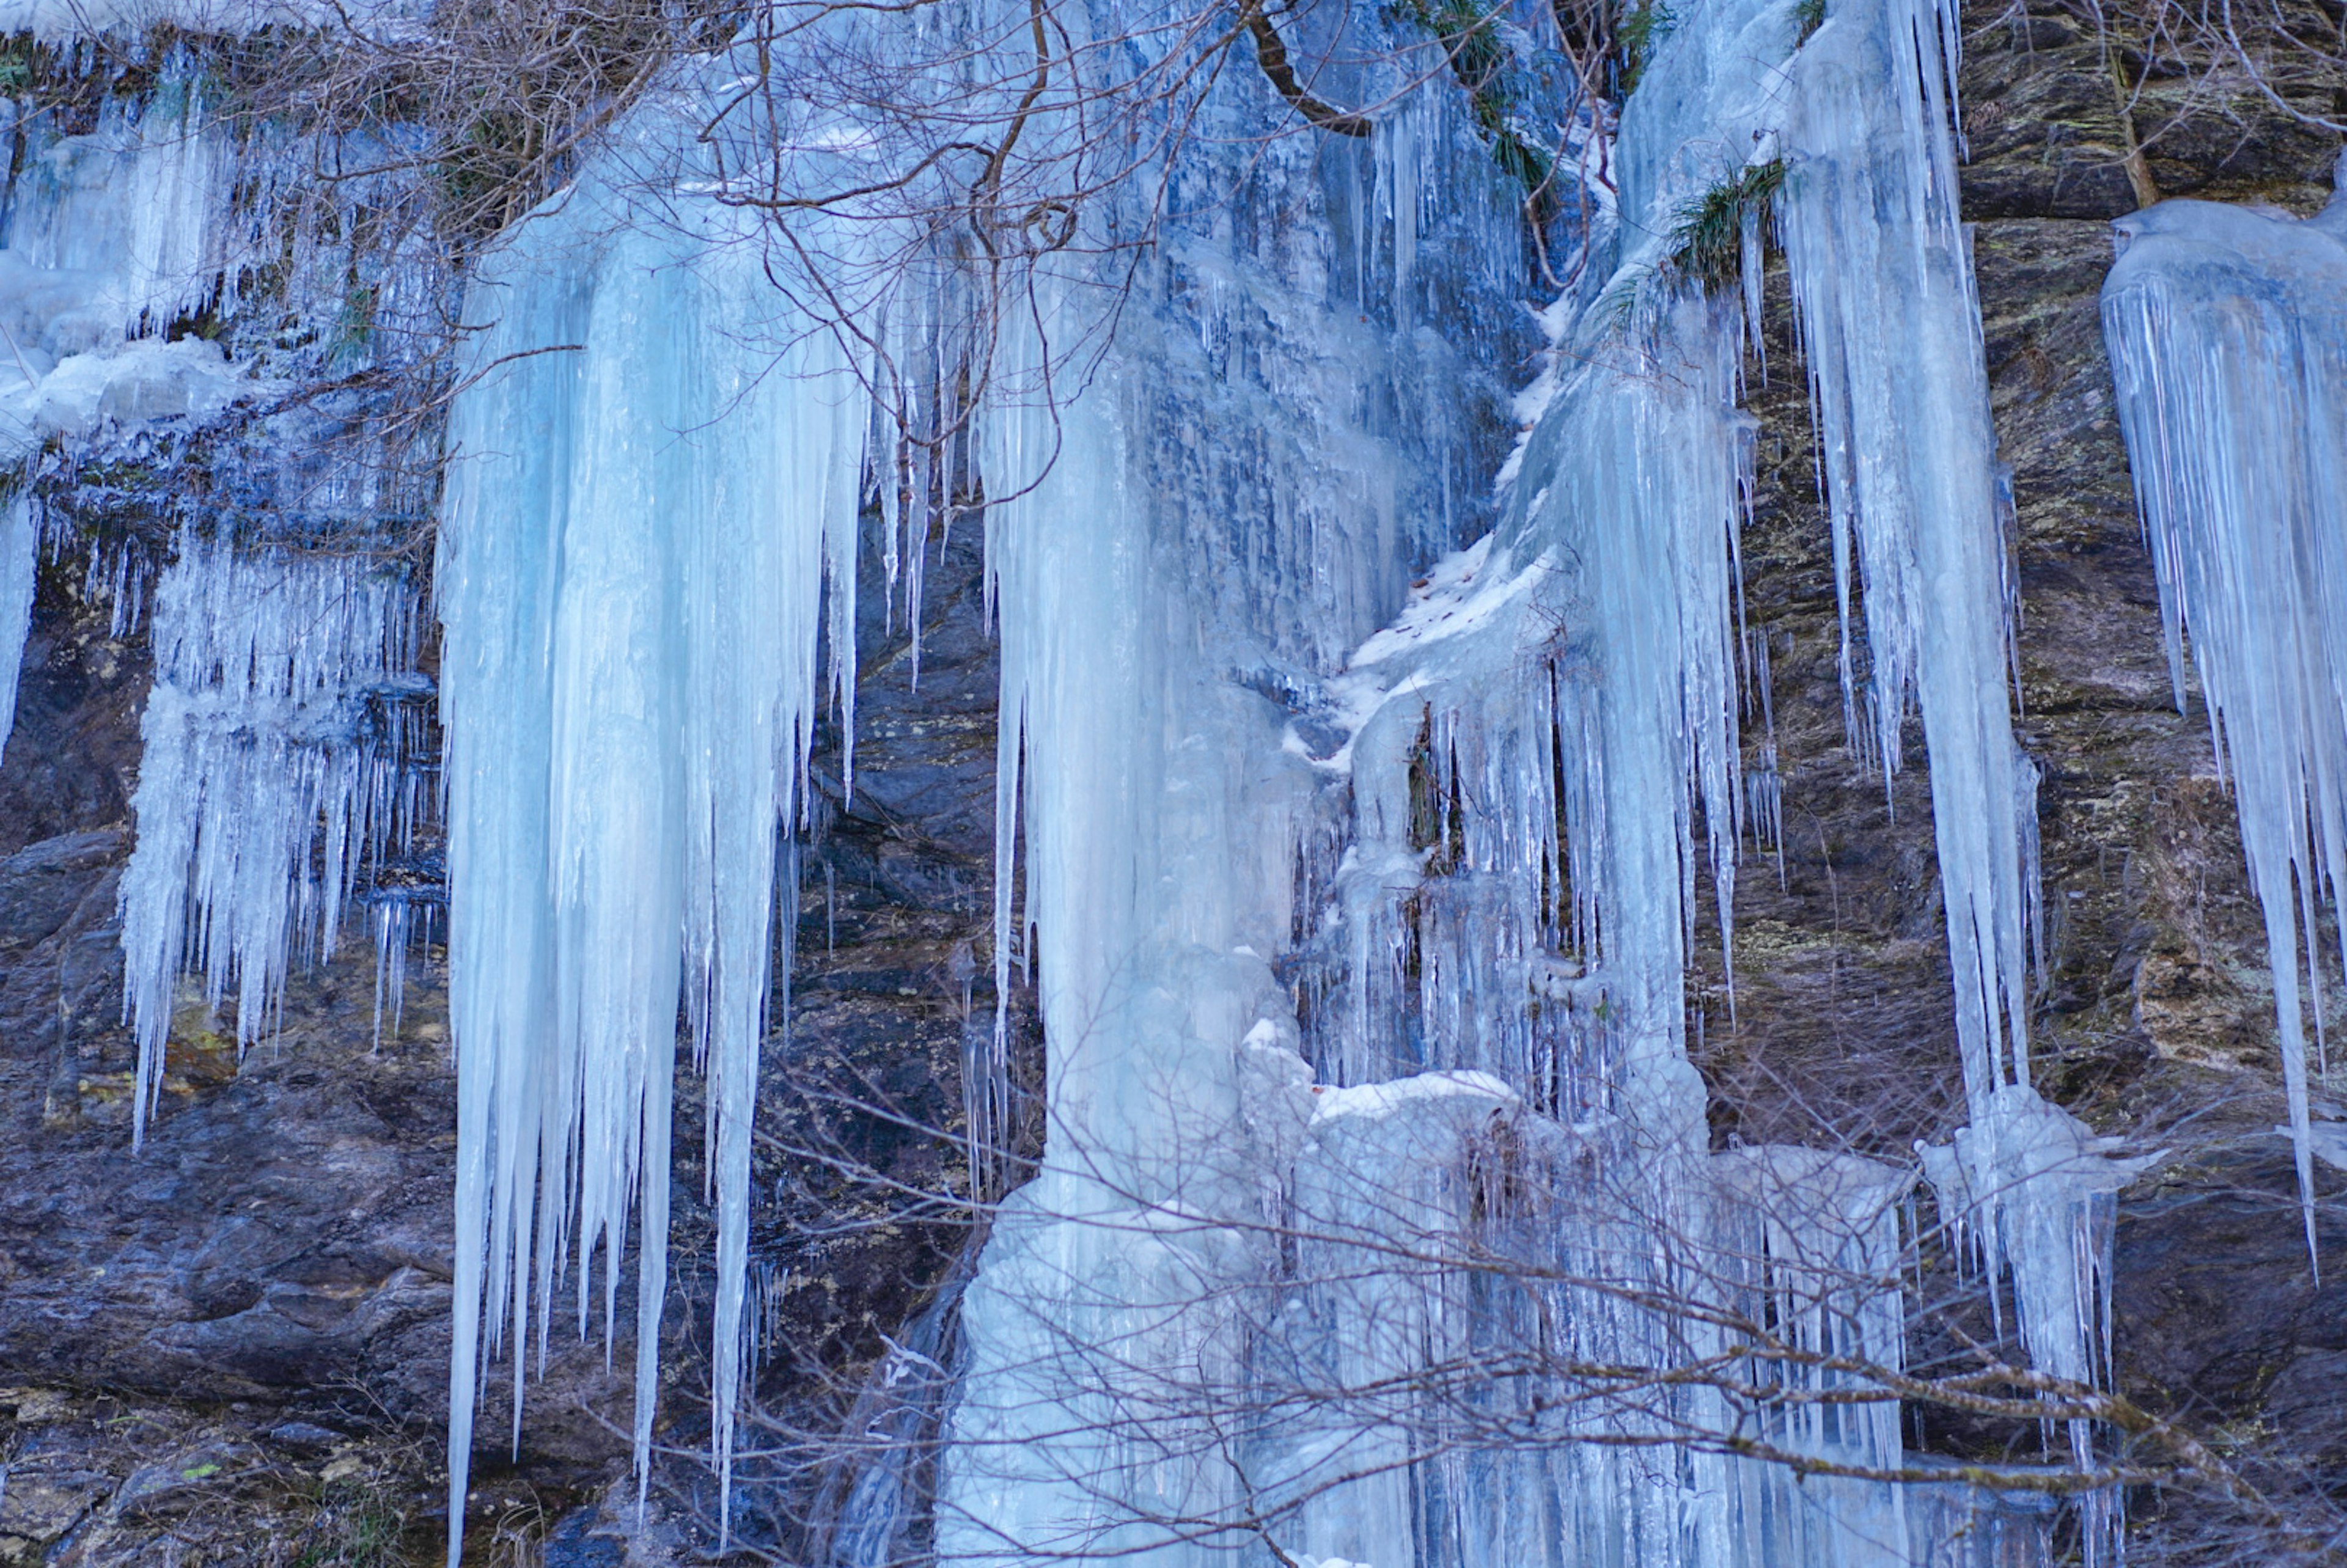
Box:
[0,4,2341,1563]
[1967,7,2347,1512]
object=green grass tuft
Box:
[1664,158,1784,290]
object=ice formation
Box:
[0,86,265,458]
[434,163,861,1549]
[1779,2,2134,1504]
[2101,168,2347,1256]
[119,534,424,1128]
[944,82,1531,1546]
[0,496,35,755]
[0,81,417,1130]
[1777,0,2035,1119]
[941,0,2125,1560]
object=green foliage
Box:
[1615,0,1676,95]
[0,37,33,95]
[1389,0,1559,214]
[288,1475,415,1568]
[1595,262,1653,332]
[1664,158,1783,289]
[1794,0,1826,42]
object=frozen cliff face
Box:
[2102,166,2347,1260]
[0,1,2272,1562]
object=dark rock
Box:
[265,1420,348,1455]
[540,1505,629,1567]
[109,1441,266,1523]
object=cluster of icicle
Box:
[2101,164,2347,1260]
[434,161,864,1548]
[1776,4,2143,1543]
[938,0,2142,1563]
[0,49,859,1558]
[0,76,438,1130]
[119,534,424,1129]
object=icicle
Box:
[436,174,862,1559]
[1779,12,2143,1536]
[1778,0,2034,1118]
[118,533,419,1139]
[2101,164,2347,1264]
[0,494,37,753]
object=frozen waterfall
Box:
[0,0,2239,1562]
[940,0,2101,1563]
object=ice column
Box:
[436,179,860,1554]
[941,292,1317,1568]
[940,19,1542,1545]
[2100,168,2347,1254]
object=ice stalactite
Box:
[118,534,425,1130]
[1777,0,2035,1123]
[436,173,861,1555]
[1783,9,2140,1517]
[1921,1093,2158,1482]
[2101,164,2347,1260]
[0,496,35,752]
